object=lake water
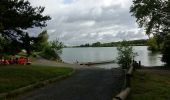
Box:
[61,46,164,68]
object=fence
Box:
[112,60,141,100]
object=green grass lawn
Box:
[0,65,73,93]
[128,70,170,100]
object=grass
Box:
[0,65,73,94]
[128,70,170,100]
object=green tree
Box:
[50,39,64,50]
[147,37,159,51]
[20,33,32,56]
[130,0,170,66]
[92,42,101,47]
[41,39,64,61]
[0,0,51,40]
[33,30,49,52]
[0,36,21,55]
[130,0,170,36]
[116,41,136,69]
[84,43,90,47]
[49,39,64,60]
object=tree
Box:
[49,39,64,61]
[50,39,64,50]
[40,39,64,61]
[147,37,159,51]
[20,33,32,56]
[92,42,101,47]
[33,30,49,52]
[116,41,136,69]
[130,0,170,36]
[0,0,51,40]
[0,36,21,55]
[130,0,170,66]
[85,43,90,47]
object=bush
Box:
[40,47,62,61]
[116,40,136,69]
[147,35,164,52]
[39,39,64,61]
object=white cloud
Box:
[28,0,147,46]
[80,20,95,27]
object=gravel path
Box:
[17,67,125,100]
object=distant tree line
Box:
[78,39,147,47]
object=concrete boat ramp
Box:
[79,60,115,66]
[17,67,125,100]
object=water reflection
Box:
[147,51,163,66]
[61,46,164,68]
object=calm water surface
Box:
[61,46,164,68]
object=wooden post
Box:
[113,63,134,100]
[139,61,141,68]
[133,61,137,69]
[132,61,136,71]
[126,74,131,87]
[113,88,131,100]
[126,65,133,87]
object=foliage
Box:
[50,39,64,50]
[0,0,51,57]
[0,36,21,55]
[92,42,101,47]
[78,39,147,47]
[33,30,49,52]
[147,37,159,51]
[20,33,33,56]
[130,0,170,66]
[40,38,64,61]
[40,47,61,61]
[147,37,164,51]
[0,29,64,60]
[18,30,64,60]
[130,0,170,36]
[116,41,136,69]
[0,65,73,93]
[162,34,170,66]
[0,0,51,41]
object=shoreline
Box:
[141,66,170,70]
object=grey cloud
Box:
[115,30,147,40]
[29,0,147,46]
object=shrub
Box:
[116,40,136,69]
[40,47,62,61]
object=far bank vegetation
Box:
[77,39,147,47]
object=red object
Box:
[0,56,29,65]
[17,57,27,64]
[4,60,9,64]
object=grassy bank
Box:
[0,65,73,94]
[128,70,170,100]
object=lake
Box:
[61,46,164,69]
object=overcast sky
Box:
[28,0,148,46]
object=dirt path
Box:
[17,68,125,100]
